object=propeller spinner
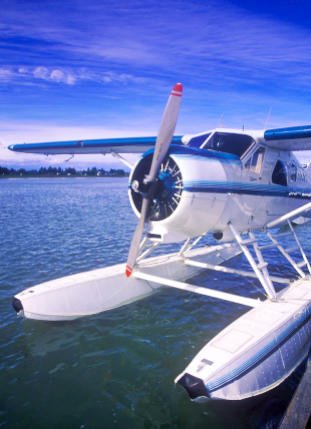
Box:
[125,83,183,277]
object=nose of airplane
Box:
[177,373,209,401]
[12,297,23,314]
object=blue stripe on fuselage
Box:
[183,180,311,199]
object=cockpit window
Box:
[187,133,211,148]
[202,132,254,158]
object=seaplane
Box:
[8,83,311,402]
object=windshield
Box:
[202,132,254,158]
[187,133,211,148]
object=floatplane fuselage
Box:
[129,128,311,244]
[8,84,311,402]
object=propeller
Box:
[125,83,183,277]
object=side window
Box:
[272,160,287,186]
[244,147,265,174]
[250,147,265,174]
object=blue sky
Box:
[1,0,311,168]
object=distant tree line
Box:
[0,166,129,178]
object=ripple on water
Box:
[0,178,309,428]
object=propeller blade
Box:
[125,83,183,277]
[145,83,183,184]
[125,197,150,277]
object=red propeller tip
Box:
[171,83,183,97]
[173,83,183,92]
[125,265,133,277]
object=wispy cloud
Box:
[0,64,145,87]
[0,66,76,85]
[1,0,311,168]
[33,66,76,84]
[0,68,13,79]
[2,0,311,93]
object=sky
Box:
[1,0,311,169]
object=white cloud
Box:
[33,66,49,79]
[33,66,75,84]
[50,69,65,82]
[2,1,311,79]
[101,71,143,84]
[0,64,142,87]
[66,73,76,85]
[0,68,13,80]
[2,0,311,150]
[1,0,310,101]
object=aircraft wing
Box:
[264,125,311,151]
[8,136,184,155]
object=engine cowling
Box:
[128,146,233,243]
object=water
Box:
[0,177,309,429]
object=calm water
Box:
[0,177,309,429]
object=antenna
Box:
[217,113,224,127]
[264,107,272,129]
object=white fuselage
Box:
[129,131,311,243]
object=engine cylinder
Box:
[129,153,183,221]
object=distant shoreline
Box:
[0,166,129,178]
[0,175,129,179]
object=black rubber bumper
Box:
[177,373,209,400]
[12,297,23,313]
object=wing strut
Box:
[133,271,260,308]
[228,223,277,300]
[222,203,311,301]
